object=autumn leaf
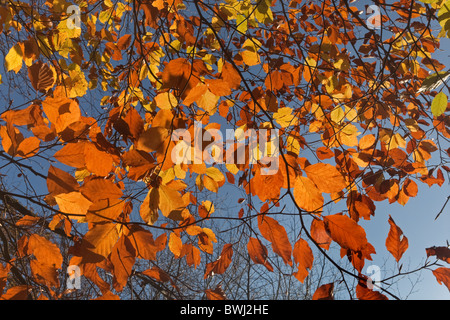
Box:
[247,237,273,272]
[312,283,334,300]
[27,234,63,268]
[431,92,448,117]
[304,163,347,194]
[80,222,121,262]
[204,243,233,278]
[54,191,93,220]
[432,268,450,292]
[110,236,136,292]
[385,215,408,262]
[169,232,183,258]
[293,176,324,213]
[323,214,369,252]
[258,215,292,266]
[292,238,314,283]
[426,246,450,263]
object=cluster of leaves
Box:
[0,0,449,300]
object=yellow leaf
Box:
[155,91,178,110]
[5,44,23,73]
[274,107,298,127]
[205,167,225,182]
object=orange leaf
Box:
[323,214,368,252]
[136,127,170,153]
[293,176,324,213]
[80,177,123,202]
[126,225,159,260]
[30,260,59,287]
[356,281,388,300]
[142,266,172,283]
[258,215,292,266]
[84,143,114,176]
[87,198,125,223]
[205,285,227,300]
[169,232,183,258]
[385,215,408,262]
[310,217,332,250]
[247,237,273,272]
[80,222,120,262]
[53,142,87,168]
[0,285,29,300]
[304,163,347,193]
[204,243,233,278]
[312,283,334,300]
[54,191,93,220]
[16,136,40,158]
[432,268,450,292]
[316,146,334,160]
[27,234,63,268]
[15,215,40,227]
[47,165,79,197]
[221,62,241,90]
[181,243,201,268]
[110,236,136,292]
[292,238,314,283]
[158,184,185,221]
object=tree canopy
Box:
[0,0,450,300]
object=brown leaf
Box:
[426,246,450,264]
[27,61,55,92]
